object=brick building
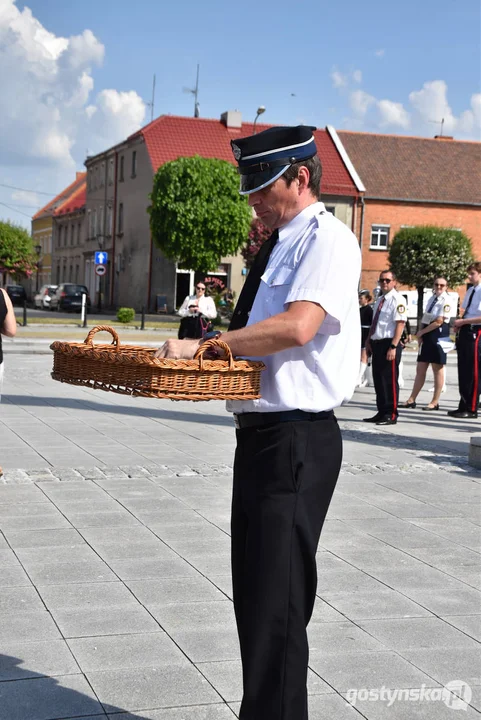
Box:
[51,180,87,287]
[84,113,362,312]
[337,131,481,297]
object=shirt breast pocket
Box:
[261,263,295,312]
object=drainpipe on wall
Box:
[110,151,118,307]
[147,233,153,313]
[358,196,366,289]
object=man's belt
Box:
[234,409,334,429]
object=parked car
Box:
[6,284,27,306]
[34,284,58,309]
[50,284,91,312]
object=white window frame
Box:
[370,224,390,250]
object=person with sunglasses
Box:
[177,282,217,320]
[364,270,406,425]
[403,278,452,411]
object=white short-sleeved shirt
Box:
[370,289,406,340]
[462,284,481,320]
[422,292,452,325]
[227,202,361,414]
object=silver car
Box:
[34,284,58,309]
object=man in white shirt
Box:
[449,262,481,419]
[364,270,406,425]
[155,125,361,719]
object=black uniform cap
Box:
[231,125,317,195]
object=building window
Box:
[87,210,92,239]
[118,203,124,233]
[93,209,97,238]
[57,226,62,248]
[100,162,105,187]
[131,150,137,178]
[77,223,81,245]
[119,156,124,182]
[99,206,104,237]
[370,225,390,250]
[107,206,113,236]
[75,265,79,283]
[87,170,92,192]
[108,158,114,185]
[70,224,75,246]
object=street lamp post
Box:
[253,105,266,134]
[34,244,42,293]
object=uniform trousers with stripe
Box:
[371,339,403,419]
[456,325,481,413]
[231,414,342,720]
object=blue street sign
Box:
[95,251,108,265]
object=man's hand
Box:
[365,339,372,355]
[453,318,465,332]
[386,348,396,361]
[154,339,201,359]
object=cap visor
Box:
[239,165,290,195]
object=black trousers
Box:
[371,339,403,419]
[456,325,481,413]
[231,414,342,720]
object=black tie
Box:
[229,229,279,331]
[464,287,475,314]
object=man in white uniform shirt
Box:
[450,262,481,418]
[365,270,406,425]
[155,125,361,719]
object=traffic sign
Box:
[95,264,107,276]
[95,251,108,265]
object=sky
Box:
[1,0,480,228]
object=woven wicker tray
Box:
[50,325,265,401]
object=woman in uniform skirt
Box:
[357,290,373,386]
[403,278,452,410]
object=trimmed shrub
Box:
[116,307,136,324]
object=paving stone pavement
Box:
[0,351,480,718]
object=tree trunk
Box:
[417,285,424,334]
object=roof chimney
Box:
[434,135,454,140]
[220,110,242,129]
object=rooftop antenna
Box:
[429,117,445,136]
[183,64,200,117]
[146,74,156,123]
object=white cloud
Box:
[0,0,146,170]
[352,69,362,84]
[331,68,348,88]
[375,49,385,57]
[350,90,376,118]
[378,99,410,129]
[409,80,456,134]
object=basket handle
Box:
[194,339,235,370]
[85,325,120,349]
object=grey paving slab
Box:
[68,632,189,672]
[52,606,161,638]
[358,616,481,651]
[398,583,481,616]
[86,665,221,711]
[15,543,100,565]
[443,614,481,642]
[320,588,432,620]
[0,585,45,613]
[345,688,481,719]
[107,706,236,719]
[28,559,117,585]
[37,581,139,610]
[0,485,49,503]
[0,564,32,587]
[107,556,201,581]
[166,627,241,663]
[66,510,142,528]
[126,577,227,607]
[308,620,386,655]
[150,600,234,633]
[0,674,104,720]
[0,548,19,564]
[3,528,85,549]
[97,541,176,562]
[309,650,441,694]
[395,646,481,686]
[0,610,61,643]
[0,639,80,680]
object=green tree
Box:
[0,221,36,279]
[388,225,473,328]
[149,156,252,272]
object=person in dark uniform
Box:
[403,277,452,410]
[154,125,361,719]
[364,270,406,425]
[449,262,481,419]
[357,290,373,387]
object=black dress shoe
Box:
[422,404,439,411]
[448,411,478,419]
[376,418,397,425]
[363,414,382,423]
[447,409,460,417]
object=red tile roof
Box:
[53,181,86,217]
[338,131,481,205]
[33,172,87,220]
[129,115,359,197]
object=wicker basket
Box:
[50,325,265,401]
